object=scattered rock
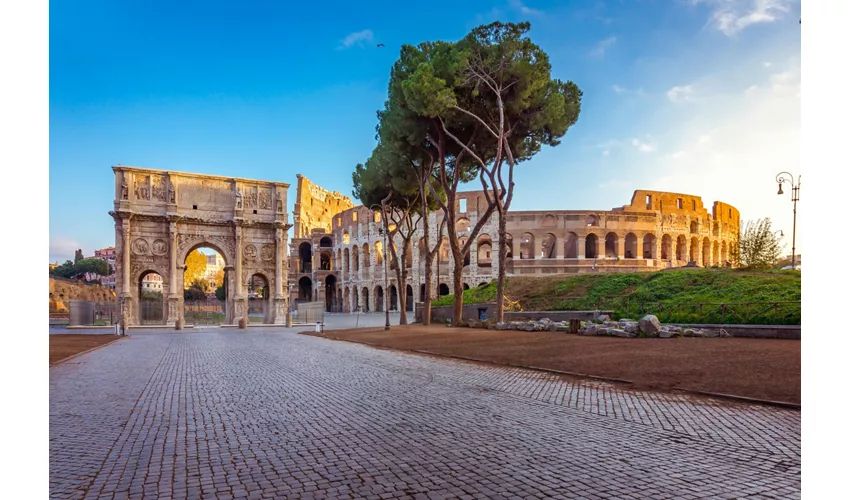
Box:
[623,322,639,334]
[610,328,635,338]
[638,315,662,335]
[579,324,598,336]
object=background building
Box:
[288,176,741,314]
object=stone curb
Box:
[50,336,126,367]
[302,331,801,410]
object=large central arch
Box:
[110,166,291,327]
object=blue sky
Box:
[49,0,801,262]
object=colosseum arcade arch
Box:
[110,166,290,327]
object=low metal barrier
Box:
[296,301,325,324]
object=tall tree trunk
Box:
[495,207,508,323]
[396,244,408,325]
[451,260,464,327]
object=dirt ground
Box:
[50,335,122,365]
[305,324,800,405]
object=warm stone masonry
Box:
[288,178,740,314]
[109,166,291,326]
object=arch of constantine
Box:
[109,166,291,326]
[287,177,740,314]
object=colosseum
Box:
[287,175,740,314]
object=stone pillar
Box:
[167,221,180,324]
[234,224,247,325]
[273,224,286,324]
[577,234,586,260]
[555,236,563,259]
[533,237,542,260]
[617,235,625,260]
[121,219,133,325]
[512,238,520,260]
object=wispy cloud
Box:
[588,36,617,57]
[509,0,542,16]
[50,237,81,263]
[692,0,793,36]
[631,138,656,153]
[667,84,695,103]
[612,85,646,97]
[338,29,374,49]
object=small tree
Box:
[736,218,784,270]
[215,285,226,301]
[184,250,208,288]
[74,249,84,264]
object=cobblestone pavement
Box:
[50,328,801,499]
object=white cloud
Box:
[602,150,610,156]
[613,85,646,97]
[622,57,801,249]
[667,85,696,103]
[589,36,617,57]
[509,0,542,15]
[631,138,656,152]
[692,0,794,36]
[763,61,773,68]
[50,237,81,263]
[612,85,626,94]
[338,29,374,49]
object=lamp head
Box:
[777,183,784,195]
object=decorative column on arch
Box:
[233,223,247,325]
[273,223,287,324]
[166,219,181,324]
[120,215,134,326]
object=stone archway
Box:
[110,166,291,327]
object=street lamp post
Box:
[370,204,391,331]
[775,172,800,270]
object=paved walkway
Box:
[50,327,800,499]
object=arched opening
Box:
[520,233,534,259]
[361,287,370,312]
[690,236,699,262]
[463,283,470,290]
[343,287,350,313]
[721,240,729,266]
[325,275,337,312]
[362,243,371,271]
[676,235,687,261]
[712,241,720,267]
[439,283,450,296]
[138,270,165,325]
[702,238,710,267]
[605,232,618,258]
[690,220,698,234]
[477,236,492,268]
[389,285,398,311]
[542,233,557,259]
[352,287,359,312]
[320,251,331,271]
[320,236,333,248]
[459,237,470,267]
[585,234,599,259]
[479,282,489,287]
[298,276,313,302]
[419,283,426,301]
[343,231,350,245]
[625,233,638,259]
[456,218,470,234]
[182,246,226,325]
[375,286,384,312]
[298,242,312,273]
[661,234,672,260]
[564,232,578,258]
[406,285,414,311]
[336,249,342,271]
[248,273,271,324]
[439,237,450,263]
[643,234,657,259]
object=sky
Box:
[49,0,802,262]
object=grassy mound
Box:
[433,268,801,324]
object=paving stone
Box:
[50,327,800,499]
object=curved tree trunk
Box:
[495,209,508,323]
[451,260,464,327]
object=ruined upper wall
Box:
[615,190,737,223]
[112,166,289,223]
[293,174,354,238]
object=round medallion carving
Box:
[244,244,257,260]
[132,238,150,255]
[260,244,274,261]
[152,239,168,255]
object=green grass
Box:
[432,268,801,324]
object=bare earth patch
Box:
[50,335,123,365]
[304,324,800,405]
